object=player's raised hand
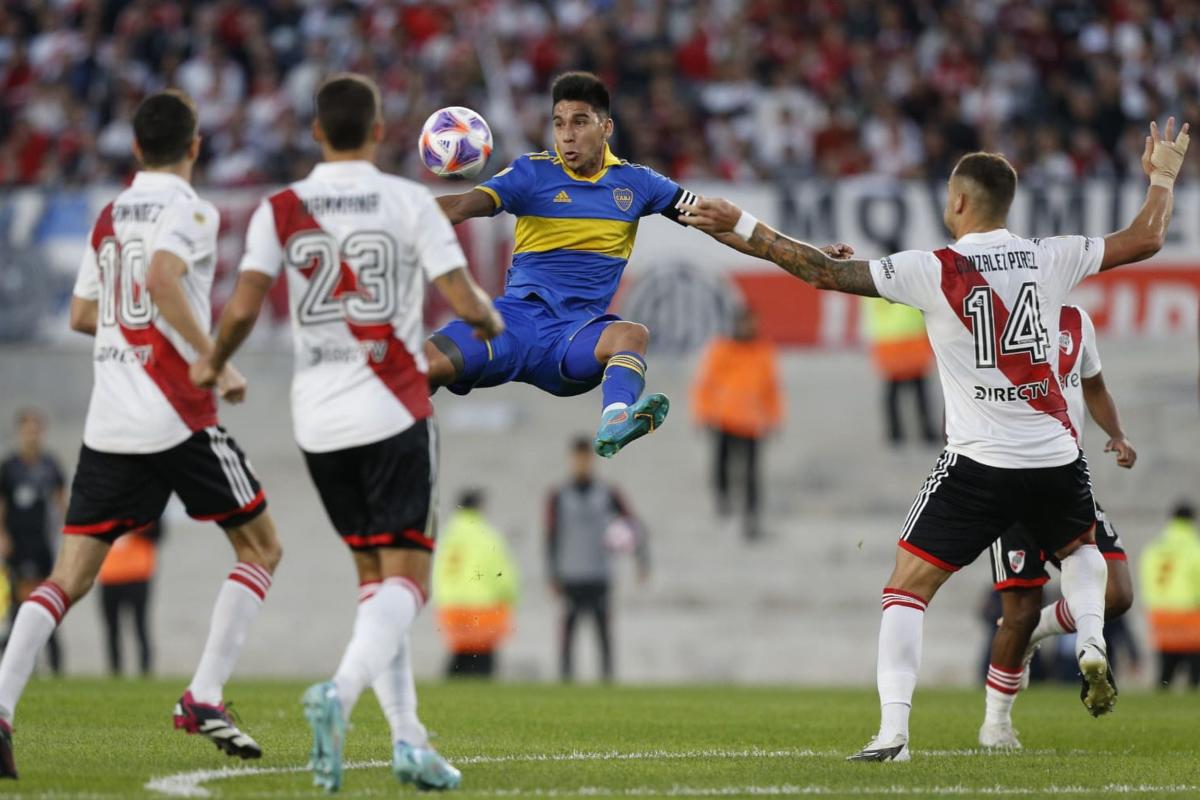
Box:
[1104,435,1137,469]
[1143,116,1190,188]
[216,362,248,404]
[190,356,220,390]
[680,197,743,234]
[822,243,855,259]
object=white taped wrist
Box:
[733,211,759,241]
[1150,172,1176,189]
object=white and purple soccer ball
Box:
[418,106,493,178]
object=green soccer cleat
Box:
[593,393,670,458]
[393,741,462,791]
[302,682,345,793]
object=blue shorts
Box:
[433,294,619,398]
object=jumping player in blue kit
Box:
[428,72,702,457]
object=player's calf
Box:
[1105,558,1134,619]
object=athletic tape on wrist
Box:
[1150,172,1176,189]
[734,211,759,241]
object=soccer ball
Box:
[418,106,493,178]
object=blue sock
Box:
[601,351,647,411]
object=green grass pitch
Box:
[4,678,1199,798]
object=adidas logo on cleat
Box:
[553,190,572,203]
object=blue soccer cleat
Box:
[593,393,670,458]
[302,682,345,793]
[393,740,462,791]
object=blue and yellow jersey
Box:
[477,146,691,315]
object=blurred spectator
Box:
[432,489,519,679]
[1139,502,1200,689]
[1,1,1197,187]
[861,297,938,447]
[0,409,65,674]
[97,521,162,677]
[547,437,647,682]
[691,308,783,540]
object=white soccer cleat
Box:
[1077,639,1118,717]
[846,733,910,762]
[978,721,1022,749]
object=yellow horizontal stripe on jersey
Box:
[476,185,501,208]
[514,216,639,259]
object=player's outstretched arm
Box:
[191,270,274,395]
[437,189,499,225]
[1102,117,1190,271]
[1082,371,1136,468]
[433,267,505,340]
[683,197,879,297]
[68,297,98,336]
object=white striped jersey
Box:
[868,228,1104,469]
[73,171,221,454]
[239,160,466,453]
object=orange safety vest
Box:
[437,607,513,654]
[691,337,783,438]
[1147,611,1200,652]
[98,532,156,585]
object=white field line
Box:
[191,784,1200,799]
[143,749,816,798]
[142,748,1155,799]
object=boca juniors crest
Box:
[612,187,634,212]
[1007,549,1026,573]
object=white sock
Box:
[188,563,272,705]
[355,581,427,744]
[372,634,428,746]
[877,588,926,742]
[984,665,1021,725]
[1030,598,1075,646]
[332,577,422,721]
[602,402,628,416]
[1059,544,1106,647]
[0,583,70,722]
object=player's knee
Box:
[228,515,283,572]
[48,568,94,604]
[1000,594,1041,635]
[600,321,649,357]
[619,321,650,352]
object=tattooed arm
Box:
[686,197,880,297]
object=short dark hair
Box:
[1172,501,1196,521]
[458,488,485,511]
[315,73,380,151]
[551,72,610,116]
[570,435,593,454]
[132,91,197,167]
[951,152,1018,220]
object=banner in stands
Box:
[2,179,1197,347]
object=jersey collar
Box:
[955,228,1014,246]
[554,144,621,183]
[310,160,381,179]
[131,171,196,196]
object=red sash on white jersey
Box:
[934,247,1077,441]
[93,202,218,432]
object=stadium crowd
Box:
[2,0,1200,188]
